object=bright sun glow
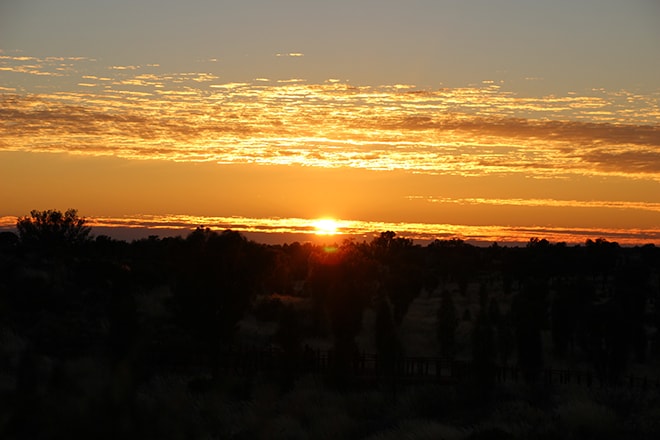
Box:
[313,218,339,235]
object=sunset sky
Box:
[1,0,659,244]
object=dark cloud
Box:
[580,149,660,174]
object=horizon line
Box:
[1,214,658,247]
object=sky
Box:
[1,0,659,245]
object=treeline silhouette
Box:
[1,209,659,437]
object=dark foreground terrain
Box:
[1,210,659,439]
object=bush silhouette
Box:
[16,209,91,250]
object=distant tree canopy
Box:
[4,207,660,399]
[16,209,92,248]
[171,227,269,353]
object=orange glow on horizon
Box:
[1,214,659,246]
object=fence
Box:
[146,345,660,391]
[211,346,455,382]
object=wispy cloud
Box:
[0,64,64,76]
[0,54,95,78]
[109,65,141,70]
[408,197,660,213]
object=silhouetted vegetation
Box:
[2,211,660,438]
[16,209,91,252]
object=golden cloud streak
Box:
[410,197,660,213]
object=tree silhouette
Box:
[375,295,402,372]
[171,228,266,375]
[273,305,303,390]
[370,231,423,324]
[16,209,91,249]
[551,279,582,358]
[306,241,375,383]
[328,244,373,361]
[512,279,546,383]
[436,290,458,359]
[472,309,496,399]
[427,238,477,298]
[496,312,514,367]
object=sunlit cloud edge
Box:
[408,197,660,213]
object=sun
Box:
[313,218,339,235]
